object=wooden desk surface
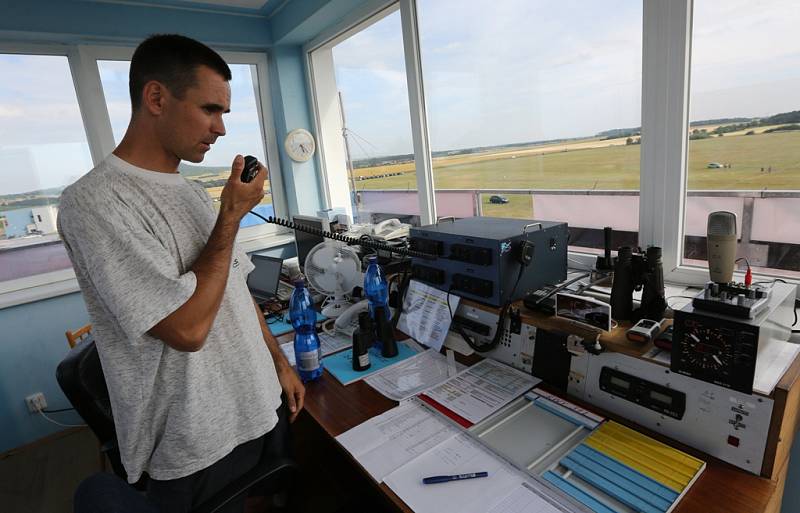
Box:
[297,360,781,513]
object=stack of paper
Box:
[384,433,551,513]
[335,399,461,482]
[419,358,541,427]
[364,349,464,401]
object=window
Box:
[685,0,800,278]
[98,59,277,229]
[310,7,423,226]
[0,53,93,284]
[416,0,643,252]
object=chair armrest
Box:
[190,457,298,513]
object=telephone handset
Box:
[372,218,410,240]
[333,299,369,335]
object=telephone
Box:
[371,218,410,240]
[333,299,369,336]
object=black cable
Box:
[42,407,75,413]
[253,213,437,260]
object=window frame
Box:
[0,43,290,309]
[306,0,799,295]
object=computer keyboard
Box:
[277,281,294,302]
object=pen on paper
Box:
[422,471,489,484]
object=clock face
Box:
[680,321,733,375]
[284,129,315,162]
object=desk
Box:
[277,323,793,513]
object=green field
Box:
[356,130,800,192]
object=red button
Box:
[728,435,740,447]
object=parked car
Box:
[489,195,509,204]
[707,162,724,169]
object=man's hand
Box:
[276,361,305,423]
[219,155,266,221]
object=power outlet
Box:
[25,392,47,413]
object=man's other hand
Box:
[219,154,266,221]
[276,363,305,423]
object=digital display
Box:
[610,376,630,389]
[650,390,672,405]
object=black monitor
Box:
[293,215,330,269]
[247,254,284,302]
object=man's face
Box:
[158,65,231,163]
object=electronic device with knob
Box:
[672,281,796,394]
[692,281,770,319]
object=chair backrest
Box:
[56,337,116,445]
[65,324,92,348]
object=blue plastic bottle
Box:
[289,279,323,382]
[364,256,390,348]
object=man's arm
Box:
[252,298,306,422]
[149,155,266,352]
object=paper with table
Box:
[419,358,541,427]
[279,331,352,367]
[364,348,465,402]
[335,399,461,482]
[397,280,460,351]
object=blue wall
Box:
[0,293,89,452]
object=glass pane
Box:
[685,0,800,278]
[98,60,273,227]
[0,54,93,283]
[328,10,421,225]
[417,0,643,252]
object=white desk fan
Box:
[304,241,363,318]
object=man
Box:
[58,34,304,512]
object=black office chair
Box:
[57,337,298,513]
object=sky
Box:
[332,0,800,158]
[1,0,799,195]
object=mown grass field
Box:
[354,129,800,192]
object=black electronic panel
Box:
[409,217,568,307]
[599,367,686,420]
[672,311,758,394]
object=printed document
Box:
[421,358,540,426]
[365,349,466,402]
[487,482,571,513]
[397,280,460,351]
[384,432,529,513]
[335,399,461,482]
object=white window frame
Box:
[306,0,799,295]
[0,43,291,309]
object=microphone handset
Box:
[241,155,260,183]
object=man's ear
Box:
[141,80,167,115]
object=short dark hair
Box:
[129,34,232,111]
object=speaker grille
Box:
[707,211,736,236]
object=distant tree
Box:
[746,130,756,135]
[626,137,634,145]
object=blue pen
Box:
[422,472,489,484]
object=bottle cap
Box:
[368,255,378,263]
[293,278,305,288]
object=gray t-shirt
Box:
[58,154,282,483]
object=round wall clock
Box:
[284,128,316,162]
